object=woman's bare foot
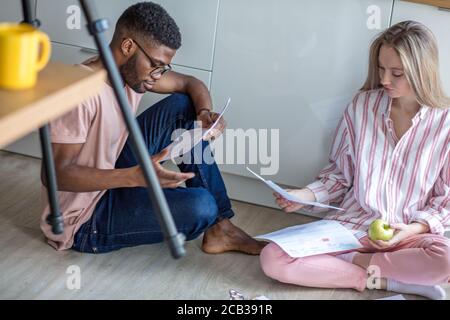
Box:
[201,219,268,255]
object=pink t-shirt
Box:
[40,61,143,250]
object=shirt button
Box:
[93,230,97,234]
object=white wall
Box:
[0,0,36,22]
[211,0,393,188]
[213,0,450,212]
[1,0,449,215]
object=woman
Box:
[260,21,450,299]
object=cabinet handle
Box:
[80,47,98,54]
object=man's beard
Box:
[119,54,145,93]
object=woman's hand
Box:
[197,110,227,140]
[368,222,430,249]
[273,188,316,213]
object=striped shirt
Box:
[306,88,450,236]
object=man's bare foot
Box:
[201,219,268,255]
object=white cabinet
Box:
[148,0,219,71]
[5,0,447,210]
[0,0,36,22]
[211,0,393,187]
[36,0,218,70]
[36,0,114,50]
[391,0,450,94]
[49,42,212,115]
[50,42,98,64]
[2,40,211,157]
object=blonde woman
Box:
[260,21,450,299]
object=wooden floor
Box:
[0,150,448,300]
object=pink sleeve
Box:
[411,151,450,235]
[306,100,356,206]
[49,99,96,144]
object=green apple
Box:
[368,219,394,241]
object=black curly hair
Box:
[114,1,181,49]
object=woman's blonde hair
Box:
[361,20,450,108]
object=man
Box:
[41,2,265,255]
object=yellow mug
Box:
[0,23,51,90]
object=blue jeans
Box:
[72,93,234,253]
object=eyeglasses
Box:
[132,39,172,77]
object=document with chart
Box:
[256,220,363,258]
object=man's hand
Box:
[273,188,316,213]
[368,222,430,249]
[197,110,227,140]
[130,149,195,189]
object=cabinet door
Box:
[211,0,393,186]
[142,0,219,71]
[36,0,218,70]
[391,0,450,93]
[0,0,36,22]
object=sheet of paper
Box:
[376,295,406,300]
[203,97,231,139]
[161,98,231,162]
[162,128,204,161]
[255,220,363,258]
[246,167,344,211]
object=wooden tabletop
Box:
[0,62,106,148]
[403,0,450,9]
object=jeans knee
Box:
[184,188,217,238]
[168,93,194,116]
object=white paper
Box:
[246,167,344,211]
[162,98,231,161]
[203,97,231,139]
[255,220,363,258]
[162,128,204,161]
[376,295,406,300]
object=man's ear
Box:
[120,38,134,57]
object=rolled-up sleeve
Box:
[306,103,355,207]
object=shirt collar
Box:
[382,89,430,120]
[417,105,430,120]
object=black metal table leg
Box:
[79,0,186,259]
[40,126,64,235]
[21,0,64,235]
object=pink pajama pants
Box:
[259,233,450,291]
